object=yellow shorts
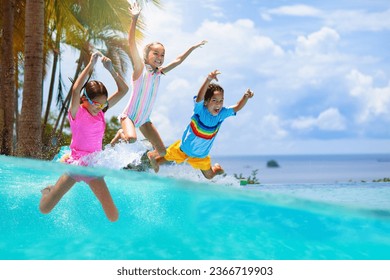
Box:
[165,140,212,171]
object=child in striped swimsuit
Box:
[111,1,206,159]
[148,70,254,179]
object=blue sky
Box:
[53,0,390,155]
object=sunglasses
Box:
[83,89,108,111]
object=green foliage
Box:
[103,116,121,146]
[41,114,71,160]
[267,159,279,168]
[348,177,390,183]
[373,178,390,183]
[234,169,260,185]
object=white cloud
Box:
[151,105,183,144]
[151,77,195,143]
[264,26,348,91]
[291,108,346,131]
[141,2,183,36]
[317,108,346,130]
[296,27,340,55]
[256,114,288,140]
[260,13,272,21]
[200,0,225,18]
[142,3,345,95]
[325,9,390,32]
[291,116,316,130]
[195,19,284,67]
[165,78,191,94]
[261,5,390,32]
[267,5,322,17]
[347,69,390,122]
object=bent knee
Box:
[158,148,166,157]
[154,144,166,157]
[123,135,137,143]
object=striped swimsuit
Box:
[119,66,162,127]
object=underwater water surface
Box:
[1,150,390,260]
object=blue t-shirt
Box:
[180,98,236,158]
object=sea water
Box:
[214,154,390,184]
[1,145,390,260]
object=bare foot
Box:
[147,151,159,173]
[212,163,224,175]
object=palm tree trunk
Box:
[14,54,20,152]
[1,0,16,155]
[50,52,83,148]
[16,0,44,158]
[42,30,62,143]
[53,51,83,132]
[58,93,72,133]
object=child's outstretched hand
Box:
[195,40,208,48]
[90,51,103,66]
[128,1,141,17]
[208,70,221,82]
[244,89,254,99]
[102,56,113,72]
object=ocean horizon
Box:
[213,153,390,184]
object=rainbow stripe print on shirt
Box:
[190,114,222,140]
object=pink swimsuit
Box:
[66,106,106,166]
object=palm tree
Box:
[8,0,161,158]
[16,0,45,157]
[6,0,26,152]
[51,0,160,139]
[0,0,16,155]
[42,0,86,143]
[1,0,25,155]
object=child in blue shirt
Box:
[148,70,254,179]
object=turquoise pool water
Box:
[1,154,390,260]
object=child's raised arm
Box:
[128,2,143,80]
[162,40,207,74]
[70,52,101,118]
[196,70,220,103]
[231,89,254,113]
[103,56,129,109]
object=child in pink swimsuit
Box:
[39,52,129,222]
[111,2,207,161]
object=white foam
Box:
[81,140,240,187]
[84,141,150,170]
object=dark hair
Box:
[204,83,224,102]
[81,80,109,112]
[143,42,165,62]
[84,80,108,99]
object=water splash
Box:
[81,141,240,186]
[86,141,151,170]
